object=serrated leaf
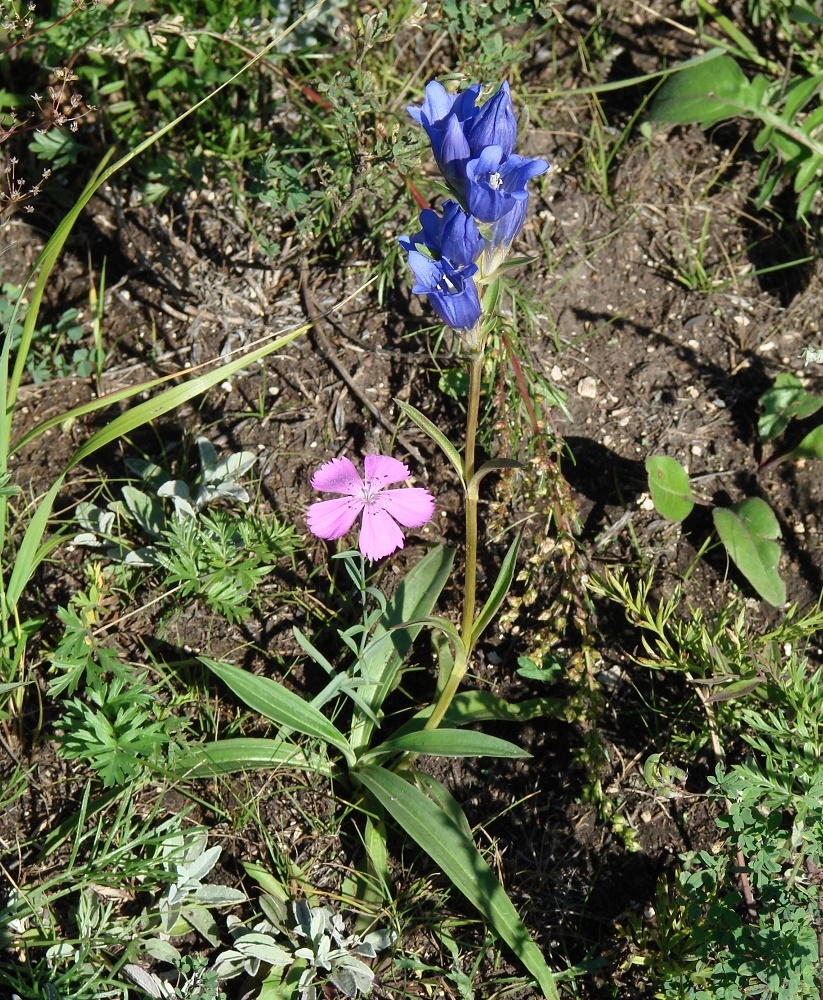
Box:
[713,498,786,606]
[645,456,695,521]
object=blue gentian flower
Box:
[464,145,549,224]
[464,81,517,161]
[399,201,483,331]
[407,81,481,192]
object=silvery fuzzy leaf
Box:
[191,883,246,906]
[215,482,251,504]
[124,964,175,998]
[332,955,374,995]
[293,898,313,935]
[197,437,219,475]
[351,941,377,959]
[209,450,257,484]
[234,931,292,966]
[157,479,191,501]
[181,903,221,946]
[141,938,182,964]
[177,844,222,887]
[259,892,289,931]
[122,485,165,537]
[122,545,161,567]
[363,927,395,951]
[73,531,103,547]
[210,948,249,980]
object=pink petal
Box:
[372,488,435,527]
[306,497,363,540]
[358,505,405,561]
[311,456,363,496]
[363,454,411,491]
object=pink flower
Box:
[306,454,435,561]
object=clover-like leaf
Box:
[712,498,785,606]
[645,456,695,522]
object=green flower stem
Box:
[460,348,484,645]
[424,343,484,732]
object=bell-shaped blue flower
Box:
[399,201,483,331]
[464,145,549,224]
[407,81,481,192]
[465,81,517,161]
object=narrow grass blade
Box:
[358,764,558,999]
[361,728,529,763]
[200,657,354,763]
[175,738,330,778]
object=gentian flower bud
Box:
[407,81,481,192]
[465,81,517,160]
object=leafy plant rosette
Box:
[178,81,559,997]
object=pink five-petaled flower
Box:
[306,454,435,561]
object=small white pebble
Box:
[577,376,597,399]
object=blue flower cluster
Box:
[399,81,548,332]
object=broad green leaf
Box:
[648,54,761,128]
[789,423,823,461]
[713,499,786,606]
[471,533,522,646]
[358,765,558,999]
[645,456,695,522]
[395,400,466,487]
[349,545,454,752]
[174,737,331,778]
[199,659,353,763]
[758,372,823,442]
[361,728,529,764]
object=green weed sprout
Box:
[645,366,823,606]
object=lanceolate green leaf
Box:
[388,690,565,741]
[712,499,786,606]
[471,532,522,646]
[361,728,529,764]
[648,53,765,128]
[175,738,331,778]
[358,765,558,999]
[200,658,354,764]
[349,545,454,752]
[395,400,466,487]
